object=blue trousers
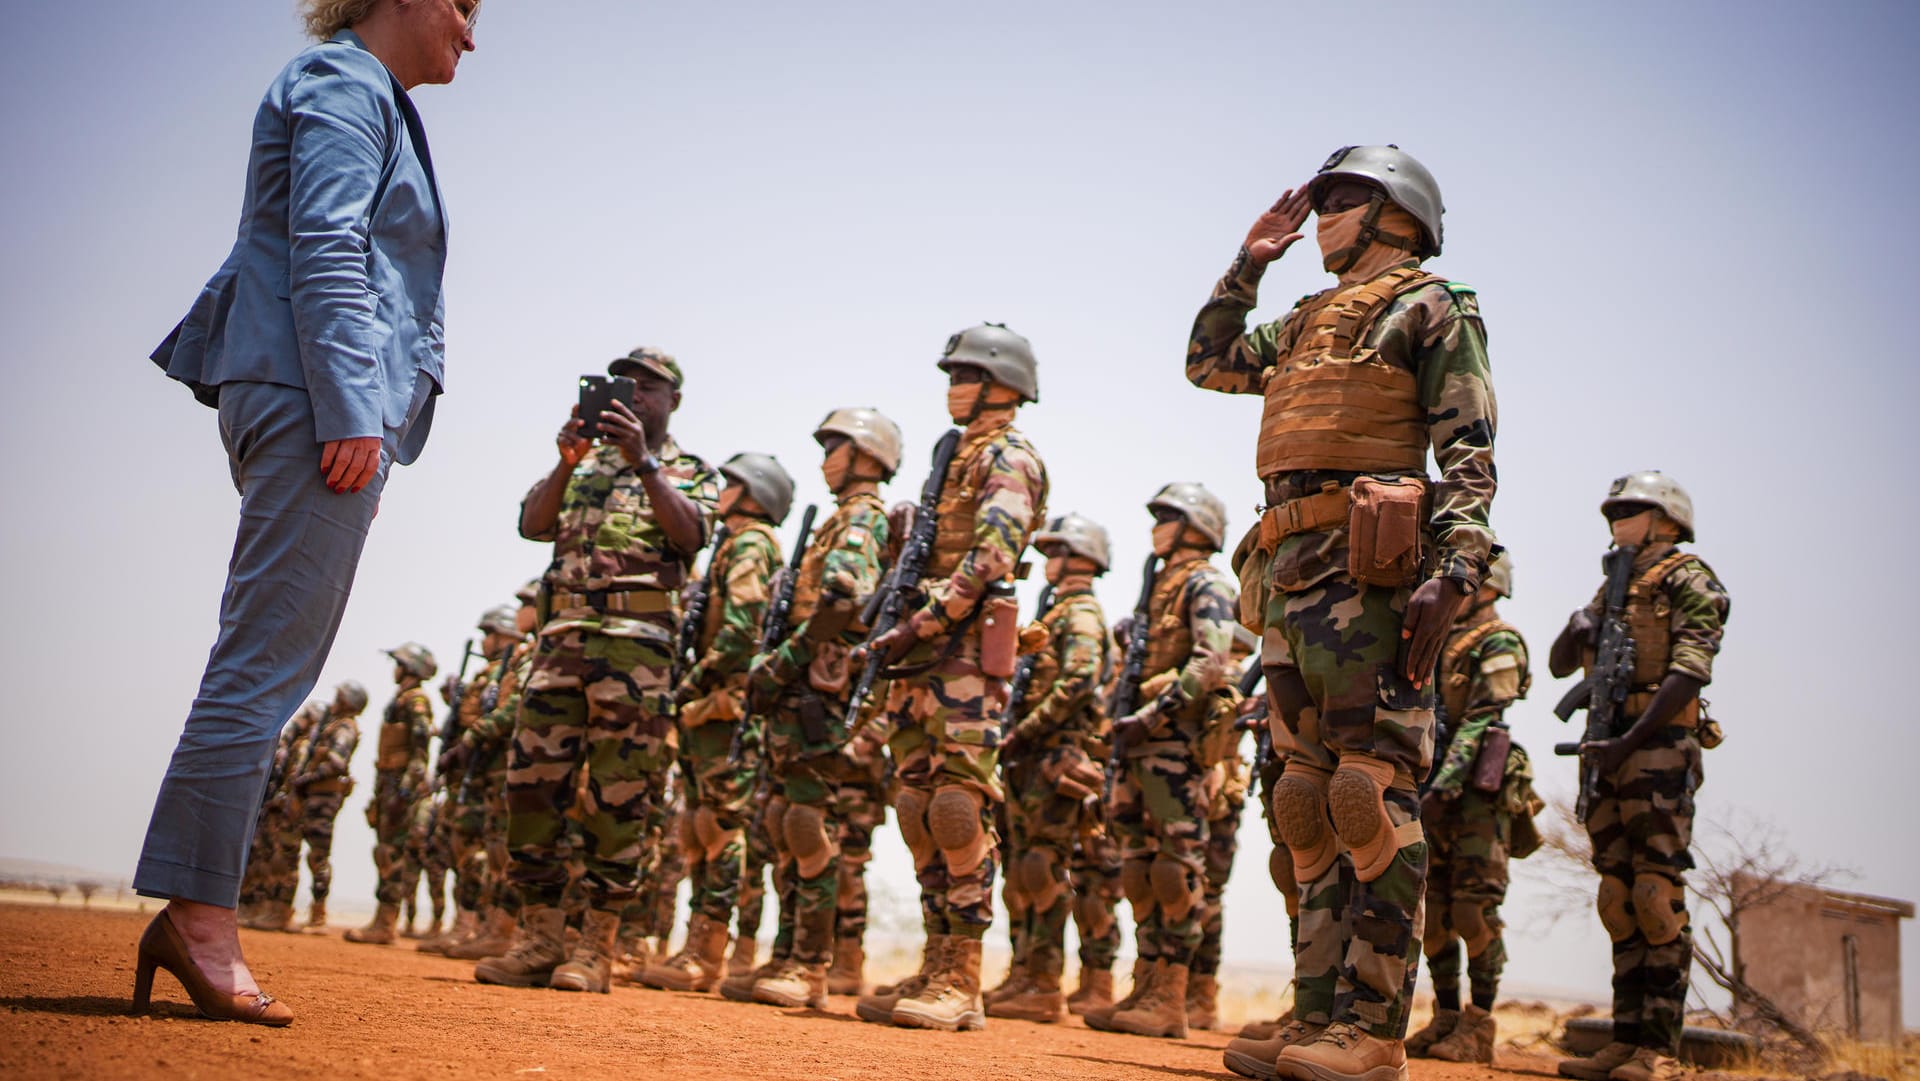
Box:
[135,381,392,907]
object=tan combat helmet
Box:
[334,680,370,716]
[1032,512,1112,572]
[1602,471,1695,542]
[721,452,796,524]
[1147,482,1229,550]
[478,604,519,636]
[1484,551,1514,598]
[1306,144,1445,257]
[384,642,438,680]
[515,579,541,606]
[813,407,904,478]
[937,323,1039,404]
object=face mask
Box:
[1046,553,1071,585]
[1316,204,1369,271]
[821,443,851,491]
[1610,509,1656,548]
[947,383,983,423]
[1152,520,1182,556]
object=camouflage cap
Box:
[515,578,541,607]
[609,346,683,389]
[334,680,370,715]
[383,642,439,680]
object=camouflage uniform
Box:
[291,705,359,908]
[1188,245,1497,1039]
[458,634,536,926]
[1575,545,1728,1055]
[1196,749,1250,982]
[370,683,435,906]
[624,778,686,949]
[1069,824,1124,975]
[241,704,320,916]
[508,438,719,917]
[1000,584,1109,995]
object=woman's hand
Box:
[320,437,382,494]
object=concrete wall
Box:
[1736,878,1906,1044]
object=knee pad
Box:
[763,797,791,859]
[1632,873,1687,946]
[928,785,991,878]
[1267,847,1299,914]
[1017,849,1067,913]
[1150,855,1202,924]
[694,805,736,862]
[1328,754,1419,884]
[1596,874,1634,943]
[1421,897,1453,955]
[1075,892,1116,939]
[893,787,936,871]
[1120,857,1154,912]
[1450,898,1497,955]
[1271,761,1337,883]
[783,803,837,880]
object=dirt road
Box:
[1,903,1568,1081]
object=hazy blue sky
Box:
[2,1,1916,1020]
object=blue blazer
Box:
[153,30,447,465]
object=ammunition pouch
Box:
[795,690,836,746]
[1230,520,1272,634]
[980,585,1019,679]
[1469,726,1510,793]
[1346,475,1429,588]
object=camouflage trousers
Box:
[1069,821,1124,972]
[1587,725,1701,1055]
[677,719,756,924]
[240,802,286,905]
[368,772,418,906]
[507,626,677,914]
[621,783,685,944]
[441,782,488,914]
[296,792,345,903]
[883,639,1006,941]
[1421,785,1511,1007]
[1002,746,1103,982]
[736,771,775,945]
[832,752,887,953]
[1195,791,1246,978]
[1256,751,1302,956]
[1264,572,1433,1039]
[405,795,451,923]
[1111,736,1210,966]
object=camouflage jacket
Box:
[770,493,891,674]
[375,686,435,797]
[1186,253,1497,586]
[268,701,325,795]
[1138,551,1239,732]
[1009,583,1109,747]
[465,634,535,754]
[1580,542,1730,685]
[523,438,721,639]
[688,519,781,691]
[293,709,358,791]
[1429,608,1530,800]
[907,416,1049,645]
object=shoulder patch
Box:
[1444,281,1476,297]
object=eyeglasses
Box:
[1602,502,1654,523]
[448,0,482,32]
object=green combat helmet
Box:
[334,680,370,716]
[1484,551,1514,598]
[1306,144,1445,257]
[1148,482,1228,550]
[1602,471,1695,542]
[384,642,439,680]
[814,407,904,478]
[720,452,796,524]
[938,323,1039,404]
[1032,512,1113,571]
[478,604,519,636]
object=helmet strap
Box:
[1325,193,1421,275]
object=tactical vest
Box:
[1256,265,1442,478]
[1625,551,1700,687]
[1024,588,1108,724]
[927,424,1048,581]
[700,520,777,651]
[375,688,426,771]
[791,493,885,626]
[1439,615,1526,721]
[1142,556,1205,677]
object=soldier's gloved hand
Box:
[1401,577,1471,685]
[435,743,465,778]
[865,621,921,667]
[1243,186,1313,268]
[1566,608,1598,646]
[1111,713,1150,755]
[748,651,791,700]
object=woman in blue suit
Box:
[134,0,478,1026]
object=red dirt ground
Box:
[0,903,1568,1081]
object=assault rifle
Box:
[845,428,963,726]
[1553,545,1640,823]
[673,523,733,689]
[430,638,479,791]
[997,583,1056,743]
[731,504,818,764]
[1101,553,1161,809]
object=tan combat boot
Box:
[640,913,730,992]
[983,959,1032,1007]
[446,909,517,961]
[550,909,620,993]
[856,936,943,1024]
[474,905,568,987]
[1275,1021,1408,1081]
[1083,958,1155,1032]
[1607,1047,1685,1081]
[753,959,829,1009]
[399,898,418,938]
[236,900,263,927]
[1429,1004,1496,1064]
[418,908,478,955]
[303,899,329,933]
[728,935,759,977]
[1187,971,1220,1032]
[1225,1017,1328,1080]
[1239,1007,1297,1041]
[1557,1041,1639,1081]
[827,938,866,996]
[987,967,1064,1023]
[1067,967,1114,1016]
[893,935,984,1032]
[721,955,786,1002]
[1405,1007,1459,1058]
[250,900,292,933]
[344,902,400,944]
[1112,961,1190,1039]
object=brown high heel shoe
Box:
[132,909,294,1026]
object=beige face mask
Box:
[947,383,983,423]
[1319,201,1425,280]
[1316,204,1369,271]
[1046,552,1071,585]
[821,442,852,491]
[1610,508,1658,548]
[1151,520,1183,556]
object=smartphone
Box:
[577,375,634,440]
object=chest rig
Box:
[791,493,884,626]
[1440,616,1526,721]
[1625,551,1699,687]
[926,426,1047,581]
[1143,557,1204,677]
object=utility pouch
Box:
[980,586,1019,679]
[1697,698,1725,749]
[1470,726,1510,793]
[1347,476,1428,588]
[796,692,834,746]
[1230,521,1271,634]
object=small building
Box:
[1734,874,1911,1043]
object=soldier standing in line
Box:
[1083,483,1239,1041]
[853,326,1049,1033]
[290,682,368,933]
[1552,474,1728,1081]
[1188,144,1499,1081]
[618,778,686,974]
[983,513,1112,1025]
[639,453,791,991]
[734,408,899,1008]
[1403,552,1539,1063]
[724,770,776,983]
[475,347,718,994]
[1192,669,1255,1032]
[239,700,325,929]
[345,642,437,944]
[1065,629,1131,1017]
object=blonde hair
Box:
[300,0,381,41]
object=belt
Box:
[550,588,673,615]
[302,779,346,794]
[1256,487,1350,550]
